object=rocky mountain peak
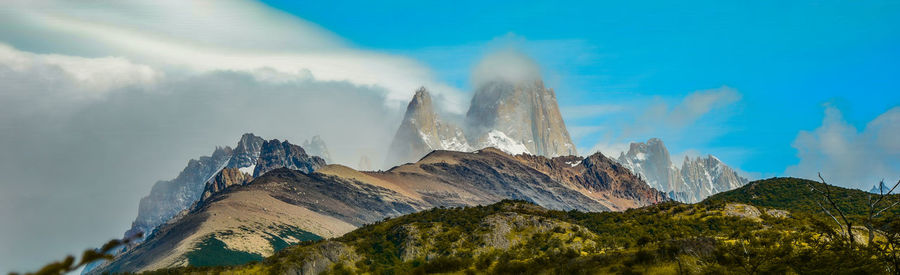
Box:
[466,79,576,157]
[408,87,433,117]
[870,182,895,194]
[226,133,264,170]
[385,72,578,166]
[302,135,332,163]
[618,138,680,192]
[124,144,234,243]
[385,87,470,165]
[200,167,253,202]
[617,138,749,203]
[253,139,326,177]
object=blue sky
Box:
[266,0,900,179]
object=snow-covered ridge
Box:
[616,138,749,203]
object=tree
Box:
[866,179,900,244]
[806,173,855,246]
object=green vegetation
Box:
[267,226,322,252]
[704,177,900,222]
[185,236,264,267]
[20,177,900,274]
[184,226,322,268]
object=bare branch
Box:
[875,200,900,218]
[817,173,853,227]
[814,197,843,229]
[871,179,900,210]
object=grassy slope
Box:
[184,227,322,268]
[703,177,900,222]
[145,177,896,274]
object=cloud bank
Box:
[786,105,900,189]
[0,0,465,111]
[0,0,467,272]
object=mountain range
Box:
[123,134,327,245]
[116,177,899,274]
[85,70,752,273]
[91,146,662,273]
[386,77,576,165]
[617,138,749,203]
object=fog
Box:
[471,49,543,89]
[0,0,459,272]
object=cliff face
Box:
[201,167,253,201]
[617,138,685,193]
[225,133,265,171]
[124,146,233,243]
[466,80,576,158]
[680,155,749,201]
[385,87,470,165]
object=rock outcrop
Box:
[225,133,265,172]
[201,167,253,201]
[253,139,326,177]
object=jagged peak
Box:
[302,135,332,163]
[262,138,305,154]
[212,146,233,156]
[623,138,671,161]
[239,132,261,142]
[413,86,429,97]
[405,87,433,116]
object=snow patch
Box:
[634,152,646,161]
[484,130,529,155]
[238,165,256,175]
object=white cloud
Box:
[561,104,626,119]
[667,87,741,127]
[583,86,742,158]
[0,0,465,112]
[0,0,471,271]
[471,49,542,88]
[568,125,607,140]
[0,50,404,271]
[786,105,900,189]
[0,43,160,98]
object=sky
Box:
[0,0,898,273]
